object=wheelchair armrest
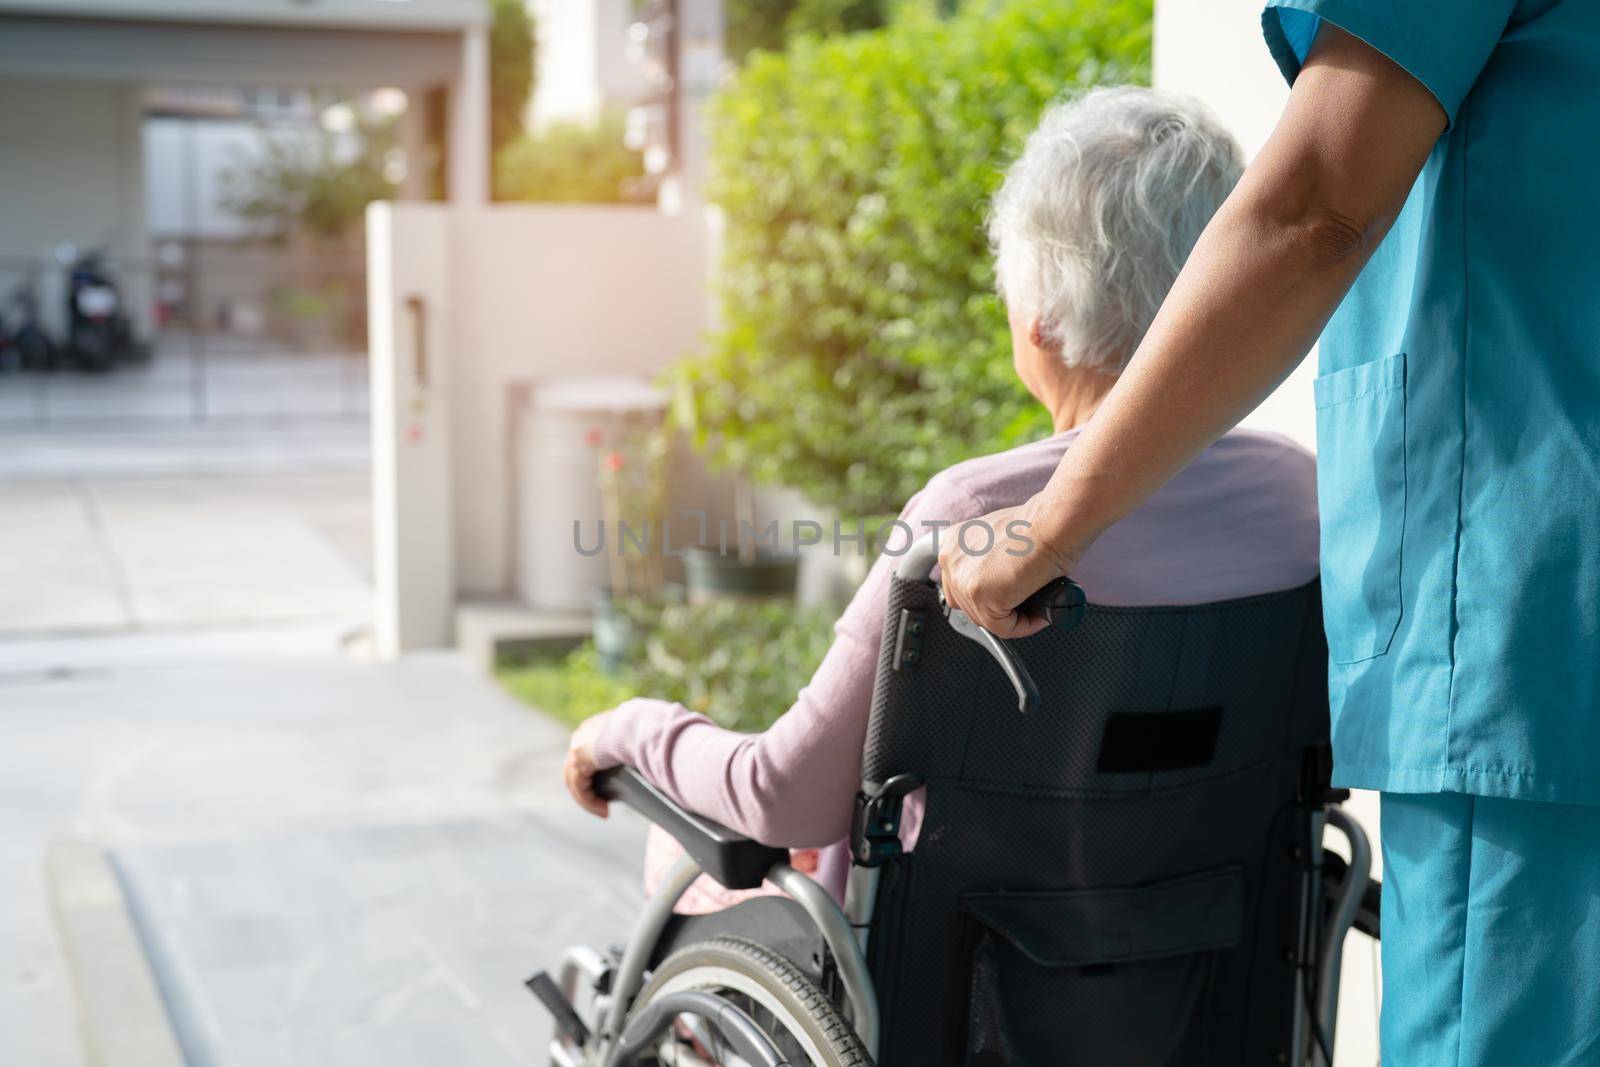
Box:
[593,766,788,891]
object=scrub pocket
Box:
[1313,353,1407,664]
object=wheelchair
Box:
[531,534,1382,1065]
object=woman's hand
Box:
[938,501,1078,639]
[564,711,614,818]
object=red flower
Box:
[604,451,626,472]
[585,427,605,447]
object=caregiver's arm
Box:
[941,25,1447,636]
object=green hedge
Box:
[675,0,1152,518]
[499,598,836,730]
[724,0,890,62]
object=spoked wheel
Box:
[631,937,871,1067]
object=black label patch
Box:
[1096,706,1223,773]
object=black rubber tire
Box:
[632,936,872,1066]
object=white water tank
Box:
[515,376,667,611]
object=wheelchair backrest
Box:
[859,576,1328,1066]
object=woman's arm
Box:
[941,25,1447,636]
[564,482,983,847]
[575,635,879,847]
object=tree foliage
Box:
[218,119,396,244]
[500,598,835,729]
[491,0,537,157]
[674,0,1151,518]
[724,0,890,61]
[493,113,645,203]
[726,0,902,60]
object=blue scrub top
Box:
[1262,0,1600,804]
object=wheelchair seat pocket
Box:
[960,867,1244,1065]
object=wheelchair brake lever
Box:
[939,577,1085,716]
[945,606,1041,715]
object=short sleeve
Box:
[1261,0,1516,127]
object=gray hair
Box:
[989,86,1243,373]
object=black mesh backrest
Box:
[860,576,1328,1066]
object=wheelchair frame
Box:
[539,538,1377,1066]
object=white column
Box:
[367,201,457,657]
[117,84,155,338]
[447,22,491,204]
[396,101,432,201]
[658,0,725,216]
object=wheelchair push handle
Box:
[1019,575,1088,631]
[892,532,1085,631]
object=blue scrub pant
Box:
[1380,792,1600,1065]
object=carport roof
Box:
[0,0,487,31]
[0,0,488,87]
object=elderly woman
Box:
[563,87,1319,910]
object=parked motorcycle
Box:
[0,270,60,373]
[65,248,145,372]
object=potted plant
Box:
[682,478,800,602]
[592,419,668,670]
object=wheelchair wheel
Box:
[631,936,871,1066]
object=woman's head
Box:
[990,87,1243,416]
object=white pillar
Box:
[658,0,725,216]
[117,84,155,339]
[396,101,432,201]
[367,201,457,657]
[447,22,491,204]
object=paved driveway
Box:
[1,632,642,1067]
[0,463,371,636]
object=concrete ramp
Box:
[99,813,644,1067]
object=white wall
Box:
[1154,0,1318,452]
[593,0,651,118]
[448,205,711,595]
[144,117,302,240]
[0,78,149,335]
[368,200,713,649]
[1154,5,1383,1062]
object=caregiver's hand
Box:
[563,711,613,818]
[938,502,1079,639]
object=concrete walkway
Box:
[0,469,371,635]
[0,422,371,482]
[1,629,642,1067]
